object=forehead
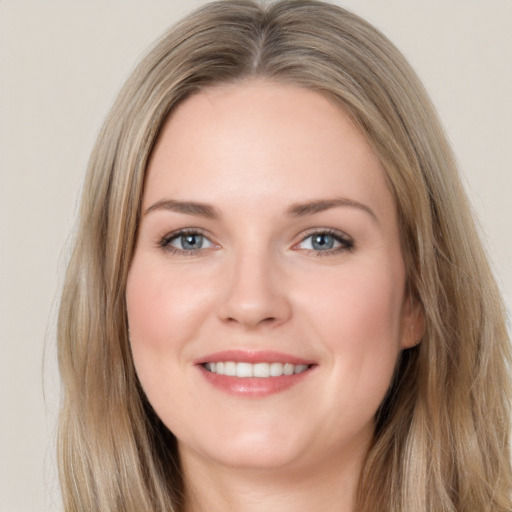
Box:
[144,80,394,222]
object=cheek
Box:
[126,260,213,350]
[301,262,406,404]
[304,261,405,343]
[125,258,212,399]
[125,260,212,426]
[126,277,173,367]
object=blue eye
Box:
[160,230,215,254]
[297,231,353,254]
[173,233,206,250]
[311,233,337,250]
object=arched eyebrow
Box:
[286,198,378,222]
[144,199,220,218]
[144,197,377,222]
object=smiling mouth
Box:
[203,361,311,378]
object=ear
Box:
[400,294,425,349]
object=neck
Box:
[180,443,366,512]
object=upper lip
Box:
[194,349,315,366]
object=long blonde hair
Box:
[57,1,512,510]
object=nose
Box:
[217,249,292,330]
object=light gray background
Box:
[1,1,511,510]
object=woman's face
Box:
[126,81,420,474]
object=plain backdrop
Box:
[1,1,511,510]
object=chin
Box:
[179,423,309,472]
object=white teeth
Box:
[283,363,294,375]
[294,364,308,374]
[204,361,310,377]
[236,362,253,377]
[224,361,236,376]
[270,362,283,376]
[253,362,270,377]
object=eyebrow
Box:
[286,197,378,222]
[144,197,377,222]
[144,199,220,218]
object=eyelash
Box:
[159,228,213,256]
[158,228,354,256]
[296,228,354,256]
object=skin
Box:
[126,80,423,512]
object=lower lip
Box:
[198,365,314,397]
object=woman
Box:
[57,1,512,510]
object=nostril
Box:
[223,313,278,328]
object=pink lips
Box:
[194,350,316,398]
